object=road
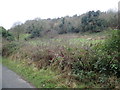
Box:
[1,64,34,88]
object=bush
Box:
[101,30,120,76]
[103,30,120,52]
[91,30,120,76]
[2,42,20,57]
[72,30,120,85]
[93,50,120,76]
[0,27,14,41]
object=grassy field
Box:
[27,31,106,47]
[2,30,120,88]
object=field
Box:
[2,30,120,88]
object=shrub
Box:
[92,30,120,76]
[102,30,120,76]
[103,30,120,53]
[2,42,21,57]
[72,30,120,86]
[93,50,120,76]
[0,27,14,41]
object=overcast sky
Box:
[0,0,119,29]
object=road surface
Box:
[1,64,34,88]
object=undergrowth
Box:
[2,30,120,88]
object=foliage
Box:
[10,23,24,41]
[2,30,120,88]
[0,26,14,41]
[8,10,118,39]
[99,10,118,29]
[101,30,120,76]
[2,42,21,57]
[71,30,120,88]
[81,10,107,32]
[29,29,42,38]
[103,30,120,53]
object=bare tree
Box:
[11,22,23,41]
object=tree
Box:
[0,26,14,41]
[29,26,43,38]
[58,18,67,34]
[8,10,118,36]
[81,10,107,32]
[10,22,23,41]
[99,10,118,29]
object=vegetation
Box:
[2,58,58,88]
[9,10,118,39]
[2,9,120,88]
[0,26,14,41]
[81,10,107,32]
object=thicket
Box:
[72,30,120,88]
[0,26,14,41]
[2,29,120,88]
[74,30,120,75]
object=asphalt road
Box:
[1,64,34,88]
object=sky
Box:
[0,0,119,29]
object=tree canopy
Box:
[8,10,118,39]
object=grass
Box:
[2,58,58,88]
[2,58,83,88]
[1,32,107,88]
[3,30,119,88]
[27,35,104,47]
[2,58,100,88]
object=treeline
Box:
[8,10,118,40]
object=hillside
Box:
[1,8,120,88]
[2,29,120,88]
